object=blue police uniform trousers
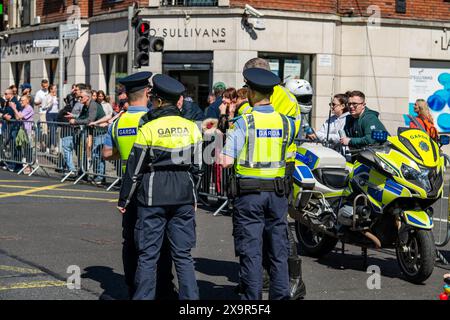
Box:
[122,199,176,300]
[133,204,199,300]
[233,191,290,300]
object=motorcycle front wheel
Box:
[295,221,338,258]
[396,229,435,284]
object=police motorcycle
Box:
[289,128,449,283]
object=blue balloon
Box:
[434,89,450,101]
[437,113,450,132]
[407,102,416,116]
[438,73,450,88]
[428,94,446,112]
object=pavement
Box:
[0,170,449,300]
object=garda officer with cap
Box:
[219,68,295,300]
[103,71,175,299]
[240,58,306,299]
[118,74,202,300]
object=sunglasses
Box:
[329,102,342,108]
[348,102,364,108]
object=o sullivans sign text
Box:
[150,27,227,43]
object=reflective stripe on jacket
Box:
[118,106,203,208]
[235,111,293,179]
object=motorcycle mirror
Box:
[439,135,449,146]
[371,130,388,143]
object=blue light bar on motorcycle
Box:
[439,135,449,146]
[371,130,388,143]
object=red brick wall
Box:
[338,0,450,21]
[231,0,450,22]
[5,0,450,27]
[37,0,89,24]
[230,0,337,14]
[91,0,148,17]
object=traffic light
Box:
[149,36,164,52]
[134,18,150,68]
[0,1,4,32]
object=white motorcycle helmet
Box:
[285,79,313,114]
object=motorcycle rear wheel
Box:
[396,229,435,284]
[295,221,338,258]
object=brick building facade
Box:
[3,1,449,25]
[1,0,450,135]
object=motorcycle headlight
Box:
[401,164,432,193]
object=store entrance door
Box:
[163,52,212,110]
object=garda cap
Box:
[151,74,185,101]
[118,71,153,93]
[243,68,280,94]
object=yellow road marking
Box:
[0,184,117,194]
[0,280,66,291]
[0,265,43,274]
[0,191,116,202]
[0,183,66,199]
[0,180,42,183]
[21,194,117,202]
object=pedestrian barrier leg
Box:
[107,177,121,191]
[213,199,229,216]
[28,165,41,176]
[74,172,87,185]
[61,171,76,183]
[17,166,27,175]
[437,249,449,265]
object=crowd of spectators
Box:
[0,75,440,185]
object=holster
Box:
[227,173,238,199]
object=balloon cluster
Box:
[427,73,450,132]
[439,274,450,300]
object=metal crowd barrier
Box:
[0,120,36,174]
[32,121,85,182]
[0,120,123,190]
[81,125,122,190]
[196,134,232,215]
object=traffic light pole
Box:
[127,6,135,75]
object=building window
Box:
[21,0,32,26]
[160,0,218,7]
[102,53,128,98]
[24,61,30,83]
[258,53,312,84]
[259,53,313,124]
[11,61,30,86]
[46,59,58,85]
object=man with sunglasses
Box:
[340,90,387,149]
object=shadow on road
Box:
[195,257,240,299]
[81,266,128,300]
[304,247,405,280]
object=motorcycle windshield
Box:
[387,128,439,168]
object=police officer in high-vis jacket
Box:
[220,68,295,300]
[103,72,175,300]
[118,74,202,300]
[239,58,306,299]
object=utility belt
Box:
[227,174,289,198]
[145,164,191,172]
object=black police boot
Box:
[289,256,306,300]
